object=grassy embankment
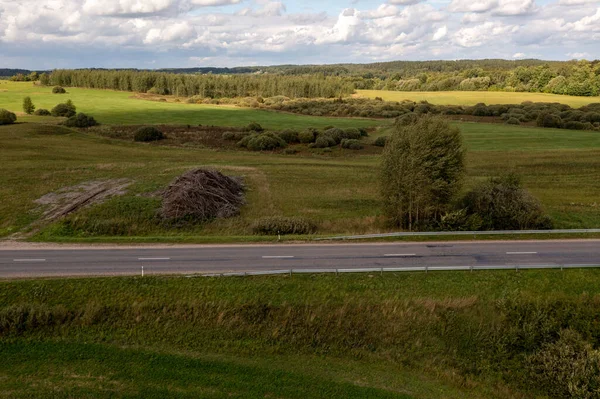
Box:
[357,89,599,107]
[2,270,600,398]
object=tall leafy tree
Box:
[22,96,35,114]
[380,116,465,230]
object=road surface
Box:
[0,240,599,278]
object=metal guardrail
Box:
[315,229,600,241]
[201,263,600,277]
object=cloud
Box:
[432,25,447,40]
[0,0,598,69]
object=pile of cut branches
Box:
[161,169,245,221]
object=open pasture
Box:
[357,89,599,108]
[0,81,380,129]
[1,120,598,240]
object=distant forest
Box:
[3,58,600,97]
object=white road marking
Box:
[13,259,46,262]
[138,257,171,261]
[384,254,417,257]
[506,252,538,255]
[262,256,295,259]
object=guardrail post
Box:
[516,265,519,272]
[425,266,428,273]
[380,268,383,276]
[470,265,473,273]
[289,269,293,277]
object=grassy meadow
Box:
[2,269,600,398]
[0,81,380,129]
[0,121,599,240]
[357,89,600,107]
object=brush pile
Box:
[161,169,245,221]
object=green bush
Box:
[0,109,17,125]
[436,209,483,231]
[462,174,553,230]
[63,113,98,128]
[310,135,337,148]
[341,128,362,140]
[298,129,318,143]
[22,96,35,114]
[527,329,600,399]
[51,101,76,118]
[33,109,51,116]
[565,121,586,130]
[373,136,388,147]
[237,134,257,148]
[358,128,369,137]
[323,128,344,144]
[134,126,165,142]
[52,86,66,94]
[536,112,562,128]
[395,113,419,126]
[341,139,363,150]
[246,122,264,132]
[277,129,299,143]
[246,133,287,151]
[222,131,249,141]
[251,216,317,235]
[505,117,521,125]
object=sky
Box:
[0,0,598,69]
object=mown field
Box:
[0,121,599,241]
[2,269,600,398]
[357,89,600,108]
[0,81,379,129]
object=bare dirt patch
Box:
[35,179,132,222]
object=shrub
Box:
[282,148,298,155]
[22,96,35,114]
[277,129,299,143]
[323,128,344,144]
[251,216,317,235]
[373,136,388,147]
[310,135,337,148]
[222,131,249,141]
[51,102,76,118]
[341,128,362,140]
[564,121,586,130]
[0,109,17,125]
[33,109,51,116]
[436,209,483,231]
[246,122,264,132]
[237,134,257,148]
[462,174,553,230]
[298,129,318,143]
[505,117,521,125]
[63,113,98,128]
[527,329,600,399]
[536,112,562,128]
[341,139,363,150]
[52,86,66,94]
[246,133,287,151]
[395,113,420,126]
[134,126,165,142]
[358,128,369,137]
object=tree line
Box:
[43,70,355,99]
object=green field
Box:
[0,81,380,129]
[1,121,599,240]
[2,270,600,398]
[357,89,600,107]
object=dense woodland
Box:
[4,58,600,97]
[44,69,355,99]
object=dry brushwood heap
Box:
[161,169,245,221]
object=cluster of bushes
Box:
[231,124,369,152]
[251,216,317,235]
[0,109,17,125]
[64,113,98,128]
[134,126,165,142]
[52,86,66,94]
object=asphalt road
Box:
[0,240,599,278]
